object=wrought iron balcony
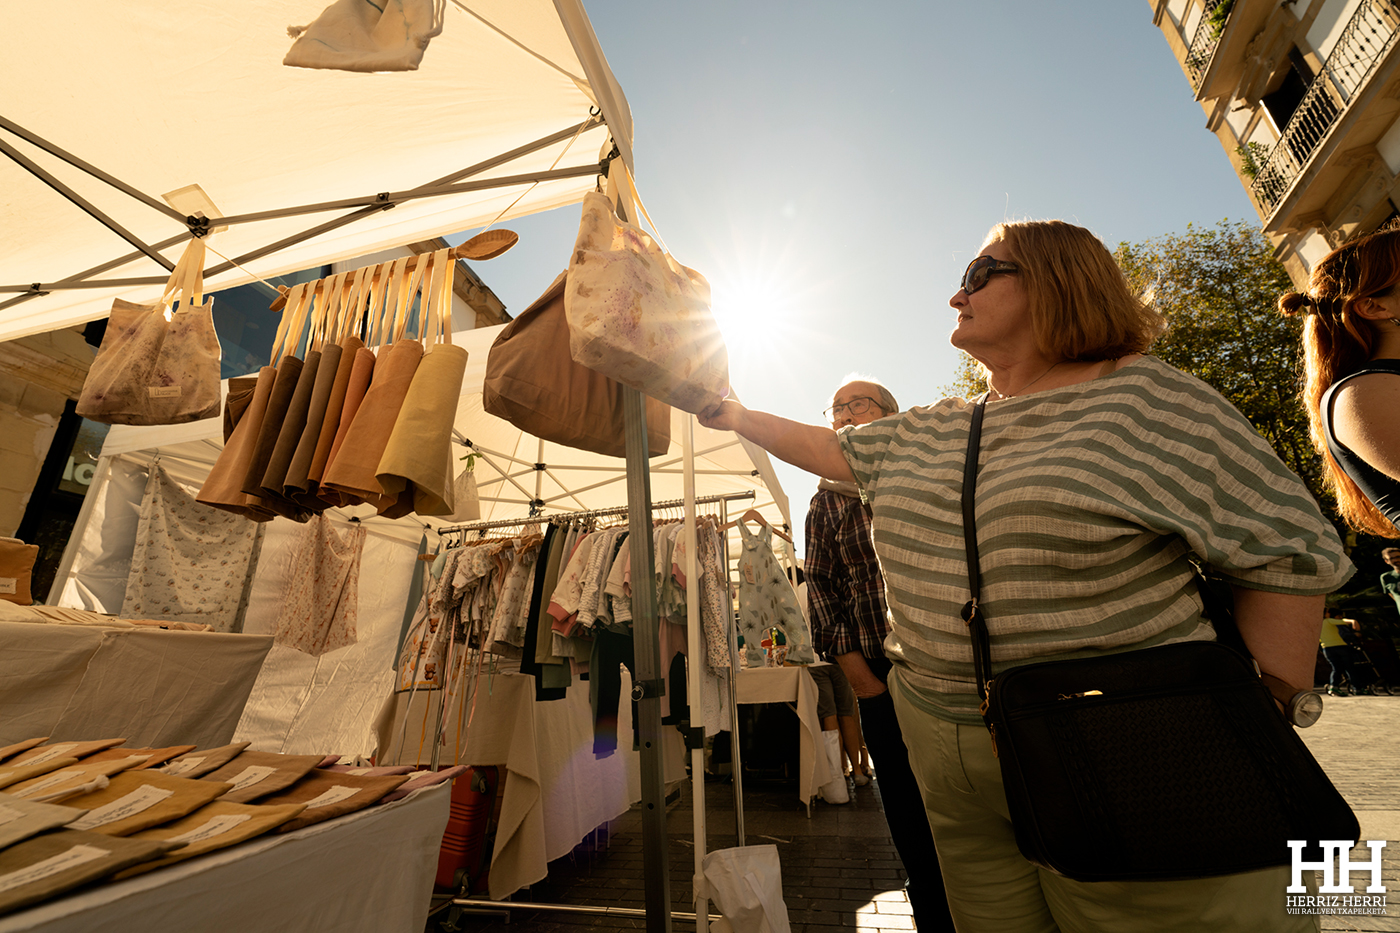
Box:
[1251,0,1400,213]
[1186,0,1231,88]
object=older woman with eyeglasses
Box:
[699,219,1351,932]
[1279,226,1400,538]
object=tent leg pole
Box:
[623,385,672,933]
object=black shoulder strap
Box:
[960,394,994,702]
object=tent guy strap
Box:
[0,114,608,305]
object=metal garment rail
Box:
[435,490,753,537]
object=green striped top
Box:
[838,356,1353,725]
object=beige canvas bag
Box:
[198,750,324,805]
[377,249,469,518]
[56,770,234,836]
[156,741,250,779]
[284,0,444,73]
[76,237,222,425]
[114,800,307,879]
[0,537,39,605]
[564,164,729,415]
[0,829,178,917]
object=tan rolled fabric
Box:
[285,340,341,496]
[320,339,424,508]
[0,758,80,791]
[223,375,261,443]
[197,366,278,520]
[157,741,250,779]
[0,830,179,917]
[308,335,362,485]
[113,800,306,879]
[260,348,322,499]
[319,345,376,506]
[6,756,149,802]
[0,736,49,763]
[198,751,324,804]
[55,769,233,836]
[85,744,197,770]
[257,769,409,833]
[9,739,127,767]
[376,343,468,517]
[0,794,87,849]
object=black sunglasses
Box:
[960,255,1019,295]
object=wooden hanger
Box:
[723,508,793,544]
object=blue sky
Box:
[466,1,1260,552]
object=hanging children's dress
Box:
[734,517,815,666]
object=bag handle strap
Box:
[158,238,202,313]
[342,265,370,343]
[366,261,396,349]
[428,248,453,347]
[398,254,429,345]
[312,272,345,352]
[960,394,995,707]
[269,282,306,364]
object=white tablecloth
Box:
[0,620,272,748]
[0,782,451,933]
[374,669,686,900]
[735,665,831,808]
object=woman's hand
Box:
[698,397,746,434]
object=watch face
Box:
[1293,692,1324,728]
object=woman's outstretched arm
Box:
[698,398,854,483]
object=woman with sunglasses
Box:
[1279,227,1400,538]
[699,219,1350,932]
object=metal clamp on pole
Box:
[681,725,705,750]
[630,678,667,702]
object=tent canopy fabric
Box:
[0,0,631,342]
[95,324,793,540]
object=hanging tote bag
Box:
[958,393,1359,882]
[76,237,222,426]
[563,164,728,415]
[377,249,469,518]
[484,271,671,458]
[282,272,351,506]
[290,268,368,499]
[284,0,445,73]
[0,537,39,605]
[320,264,386,507]
[196,363,278,521]
[321,256,426,510]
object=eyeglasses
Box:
[960,255,1019,295]
[824,396,880,420]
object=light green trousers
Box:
[889,675,1319,933]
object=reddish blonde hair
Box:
[985,220,1164,361]
[1279,227,1400,536]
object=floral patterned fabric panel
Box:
[272,514,367,656]
[734,519,815,666]
[120,464,259,632]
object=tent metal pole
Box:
[435,491,753,536]
[721,497,746,847]
[681,413,710,929]
[622,384,672,933]
[423,116,603,187]
[0,116,188,222]
[0,137,175,272]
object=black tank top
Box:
[1321,359,1400,528]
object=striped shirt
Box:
[838,356,1353,725]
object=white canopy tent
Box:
[0,0,632,341]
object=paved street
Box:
[432,695,1400,932]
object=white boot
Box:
[816,730,849,804]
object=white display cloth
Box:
[735,666,831,810]
[374,669,686,899]
[0,619,271,749]
[0,0,633,342]
[0,782,450,933]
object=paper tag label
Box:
[66,785,175,831]
[0,578,15,595]
[23,744,80,766]
[743,564,756,585]
[160,756,205,776]
[226,765,277,792]
[302,786,360,810]
[0,801,23,827]
[0,844,111,895]
[168,813,252,845]
[147,385,182,398]
[11,769,82,798]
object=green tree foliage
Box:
[1114,220,1324,507]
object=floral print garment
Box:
[735,518,815,666]
[121,463,259,632]
[272,514,367,656]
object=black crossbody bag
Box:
[960,393,1358,882]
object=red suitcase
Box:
[434,765,500,892]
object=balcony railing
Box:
[1251,0,1400,212]
[1186,0,1230,88]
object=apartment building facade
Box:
[1152,0,1400,285]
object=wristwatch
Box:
[1260,672,1324,728]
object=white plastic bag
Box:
[701,845,792,933]
[816,731,848,805]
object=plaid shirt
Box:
[803,486,889,662]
